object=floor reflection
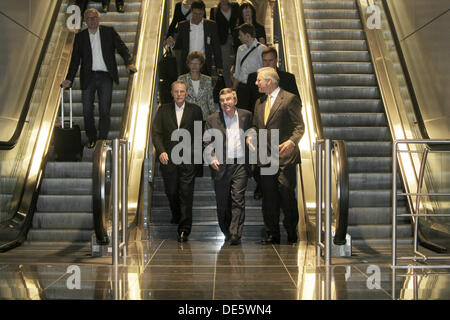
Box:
[0,240,449,300]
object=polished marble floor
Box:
[0,238,449,300]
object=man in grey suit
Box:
[204,88,253,245]
[247,67,304,245]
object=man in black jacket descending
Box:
[61,8,136,148]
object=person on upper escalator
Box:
[61,8,137,148]
[76,0,125,14]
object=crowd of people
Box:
[62,1,303,247]
[156,1,303,245]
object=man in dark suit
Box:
[247,67,304,245]
[247,46,300,200]
[204,88,252,245]
[151,80,203,243]
[247,46,299,114]
[62,8,136,148]
[167,0,223,76]
[76,0,125,14]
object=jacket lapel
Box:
[168,104,178,129]
[179,103,191,128]
[266,89,283,126]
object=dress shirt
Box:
[175,102,185,128]
[189,20,205,56]
[233,39,266,84]
[89,29,108,72]
[224,109,244,160]
[267,86,281,110]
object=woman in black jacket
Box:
[237,1,266,45]
[210,0,241,87]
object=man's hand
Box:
[61,80,72,88]
[246,136,256,152]
[165,36,175,47]
[279,140,295,157]
[211,159,220,171]
[159,152,169,165]
[127,64,137,74]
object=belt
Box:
[92,70,109,74]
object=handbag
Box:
[159,47,178,81]
[213,75,226,103]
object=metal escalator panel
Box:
[357,0,449,247]
[301,0,411,244]
[0,0,75,251]
[26,0,154,247]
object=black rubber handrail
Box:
[332,140,349,245]
[0,0,63,149]
[92,140,111,245]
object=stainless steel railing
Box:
[392,139,450,269]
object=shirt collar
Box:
[190,20,204,28]
[269,87,281,100]
[175,102,185,110]
[246,38,258,49]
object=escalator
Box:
[301,0,411,245]
[25,0,142,247]
[146,0,268,242]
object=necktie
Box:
[264,95,271,125]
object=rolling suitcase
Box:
[54,87,83,161]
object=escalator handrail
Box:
[332,140,349,245]
[92,140,111,244]
[0,0,63,149]
[91,0,165,242]
[0,29,76,251]
[277,0,324,141]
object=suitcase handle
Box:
[60,87,73,129]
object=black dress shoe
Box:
[230,234,241,245]
[287,236,298,245]
[177,231,188,243]
[287,230,298,244]
[102,4,109,13]
[87,140,96,149]
[261,235,280,245]
[117,4,124,13]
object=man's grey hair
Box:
[171,80,188,90]
[257,67,280,85]
[84,8,100,18]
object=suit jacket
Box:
[204,108,253,180]
[178,73,219,120]
[174,19,223,75]
[247,68,300,113]
[151,102,203,169]
[252,88,304,166]
[166,1,206,38]
[66,25,132,89]
[209,3,240,48]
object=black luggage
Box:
[54,87,83,161]
[158,47,178,104]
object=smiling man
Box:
[247,67,304,245]
[151,80,203,243]
[204,88,252,245]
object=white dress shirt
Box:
[224,109,244,160]
[175,102,185,128]
[89,29,108,72]
[233,39,266,84]
[267,86,281,110]
[189,20,205,56]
